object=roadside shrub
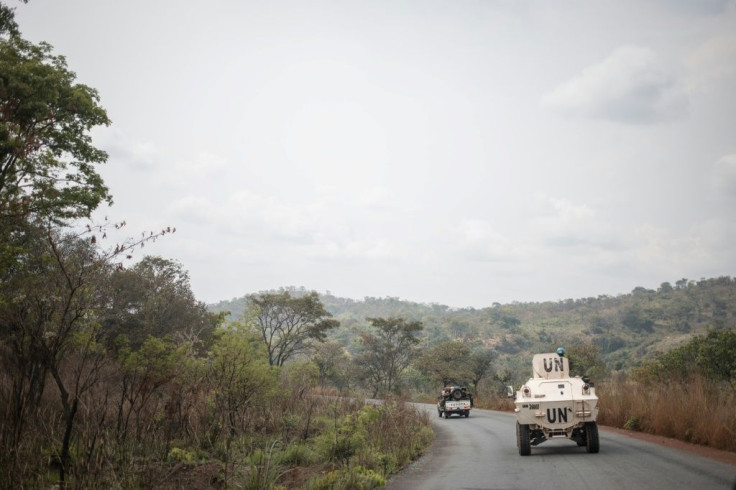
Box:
[314,430,360,464]
[242,441,288,490]
[623,416,640,431]
[306,466,386,490]
[167,447,195,463]
[278,443,317,465]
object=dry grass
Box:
[597,375,736,452]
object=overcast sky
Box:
[15,0,736,307]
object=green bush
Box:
[167,447,195,463]
[623,416,640,431]
[307,466,386,490]
[277,443,317,465]
[242,442,287,490]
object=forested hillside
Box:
[211,281,736,452]
[210,276,736,383]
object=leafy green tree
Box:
[467,349,497,395]
[0,225,104,484]
[280,360,321,440]
[0,1,25,37]
[0,226,112,482]
[620,303,656,333]
[694,330,736,389]
[246,290,339,366]
[115,335,188,442]
[207,326,278,437]
[566,341,607,379]
[1,20,110,223]
[356,317,423,396]
[100,256,220,349]
[312,340,352,391]
[418,341,472,386]
[637,330,736,390]
[281,360,319,398]
[0,221,172,486]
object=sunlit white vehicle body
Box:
[511,352,599,455]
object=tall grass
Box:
[597,374,736,452]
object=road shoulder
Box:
[601,425,736,467]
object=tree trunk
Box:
[59,398,79,488]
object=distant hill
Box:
[208,277,736,374]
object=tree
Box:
[207,326,278,437]
[418,341,472,386]
[114,335,187,443]
[1,22,111,223]
[246,290,339,366]
[0,1,25,37]
[100,256,220,349]
[467,349,496,395]
[312,340,352,391]
[621,303,656,333]
[693,330,736,390]
[636,330,736,390]
[0,221,173,486]
[356,317,423,396]
[566,342,607,379]
[675,278,689,290]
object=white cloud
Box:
[531,196,623,250]
[628,219,736,275]
[452,218,519,263]
[686,32,736,93]
[95,127,161,170]
[543,46,689,123]
[303,236,399,262]
[709,154,736,198]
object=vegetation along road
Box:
[385,404,736,490]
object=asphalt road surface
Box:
[385,404,736,490]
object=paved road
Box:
[385,404,736,490]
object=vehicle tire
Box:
[518,422,531,456]
[445,411,451,419]
[451,388,463,400]
[585,422,599,453]
[438,409,442,418]
[464,410,470,418]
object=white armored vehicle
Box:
[511,349,599,455]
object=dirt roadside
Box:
[601,425,736,467]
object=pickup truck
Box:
[437,386,473,418]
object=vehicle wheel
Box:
[465,410,470,418]
[438,409,442,418]
[445,411,451,419]
[585,422,599,453]
[451,388,463,400]
[518,422,531,456]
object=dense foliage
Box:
[0,6,433,487]
[212,278,736,390]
